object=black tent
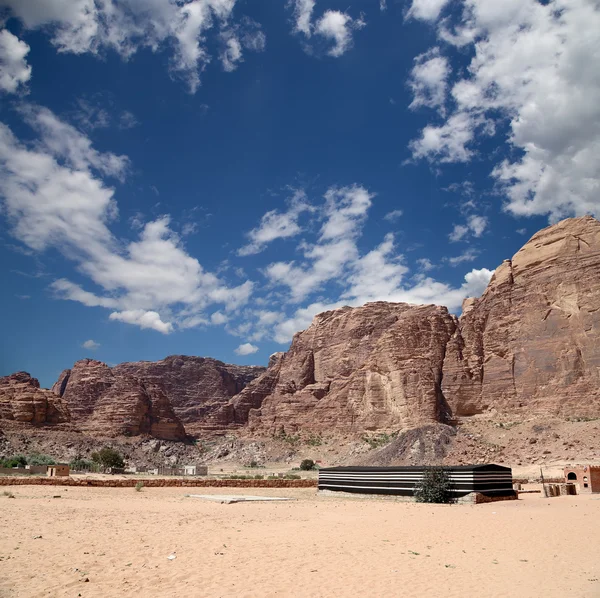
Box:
[318,464,514,498]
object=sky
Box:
[0,0,599,388]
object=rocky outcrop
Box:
[51,359,185,440]
[236,302,457,434]
[0,372,68,425]
[52,356,265,438]
[442,216,600,418]
[112,356,265,435]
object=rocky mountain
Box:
[0,372,69,426]
[442,215,600,419]
[50,356,266,438]
[231,303,457,435]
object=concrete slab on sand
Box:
[185,494,295,504]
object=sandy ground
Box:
[0,486,598,598]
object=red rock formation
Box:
[0,372,68,425]
[52,356,265,438]
[237,302,457,434]
[442,216,600,418]
[112,356,265,435]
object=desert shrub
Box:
[135,481,144,492]
[362,432,397,450]
[27,453,56,466]
[414,466,452,504]
[2,491,15,498]
[0,454,27,468]
[299,459,316,471]
[70,458,95,471]
[91,448,125,469]
[306,435,323,447]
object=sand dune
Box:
[0,486,598,597]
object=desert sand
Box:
[0,485,598,598]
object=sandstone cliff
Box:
[0,372,69,426]
[442,215,600,418]
[232,302,457,434]
[52,356,265,438]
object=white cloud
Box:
[289,2,365,57]
[238,190,313,256]
[219,20,265,72]
[445,248,479,266]
[448,224,469,243]
[408,47,450,114]
[0,29,32,94]
[109,310,173,334]
[119,110,138,129]
[0,106,253,333]
[264,185,373,302]
[409,0,600,221]
[416,258,435,272]
[210,311,228,325]
[0,0,263,93]
[449,214,488,242]
[82,339,100,350]
[384,209,403,222]
[380,0,387,11]
[315,10,365,57]
[407,0,451,22]
[290,0,315,36]
[235,342,258,355]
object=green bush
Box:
[91,448,125,469]
[135,481,144,492]
[27,453,56,466]
[299,459,316,471]
[0,454,27,468]
[414,466,452,504]
[70,458,95,470]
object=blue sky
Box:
[0,0,598,388]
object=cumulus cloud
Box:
[315,10,366,57]
[0,105,253,333]
[238,190,313,256]
[408,47,450,114]
[0,29,32,94]
[265,185,373,302]
[109,310,173,334]
[235,342,258,355]
[82,339,100,350]
[288,1,365,57]
[407,0,451,22]
[0,0,264,93]
[449,214,488,242]
[409,0,600,221]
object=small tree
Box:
[414,466,452,504]
[300,459,316,471]
[27,454,56,466]
[91,448,125,469]
[0,455,27,468]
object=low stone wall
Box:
[0,476,317,489]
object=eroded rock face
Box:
[238,302,457,434]
[53,356,265,438]
[0,372,69,425]
[112,356,265,435]
[442,216,600,418]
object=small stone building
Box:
[47,464,70,477]
[564,465,600,493]
[183,465,208,476]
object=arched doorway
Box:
[567,472,577,480]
